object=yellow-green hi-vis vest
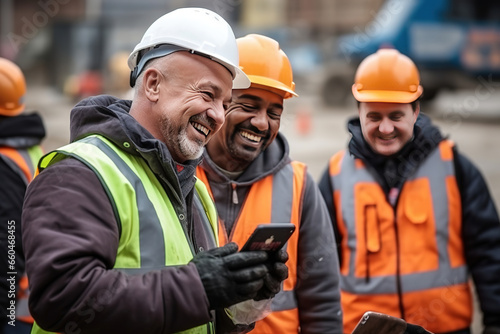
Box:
[31,135,218,334]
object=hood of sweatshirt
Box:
[0,112,46,148]
[69,94,199,199]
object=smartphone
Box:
[240,223,296,253]
[352,311,407,334]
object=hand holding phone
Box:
[352,312,407,334]
[239,223,294,301]
[240,223,296,253]
[352,311,434,334]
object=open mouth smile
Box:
[378,133,397,141]
[191,121,210,136]
[240,130,262,143]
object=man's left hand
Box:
[254,249,289,301]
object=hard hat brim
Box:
[352,84,423,103]
[230,65,251,89]
[247,75,298,99]
[128,46,250,90]
[0,104,24,117]
[204,56,250,89]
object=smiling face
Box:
[134,51,233,163]
[206,87,284,172]
[359,102,419,156]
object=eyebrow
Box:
[235,94,283,110]
[235,94,263,103]
[201,82,231,102]
[201,82,222,95]
[366,110,405,117]
[389,111,405,117]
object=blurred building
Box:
[237,0,385,90]
[0,0,382,94]
[289,0,385,35]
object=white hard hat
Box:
[128,7,250,89]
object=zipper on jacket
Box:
[391,190,405,320]
[227,183,250,240]
[364,204,379,283]
[158,173,198,255]
[231,183,238,204]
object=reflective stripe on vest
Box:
[32,135,216,334]
[1,145,44,324]
[197,161,306,334]
[0,145,43,184]
[329,140,472,333]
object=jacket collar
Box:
[0,113,45,148]
[70,95,200,199]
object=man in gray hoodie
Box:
[196,34,342,334]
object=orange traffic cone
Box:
[295,107,312,136]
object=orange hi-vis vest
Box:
[197,161,306,333]
[328,140,472,333]
[0,146,41,185]
[0,144,44,324]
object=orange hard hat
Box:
[352,49,423,103]
[237,34,298,99]
[0,57,27,117]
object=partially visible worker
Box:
[0,57,45,334]
[21,8,287,334]
[197,34,343,333]
[318,48,500,334]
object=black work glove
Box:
[405,323,433,334]
[254,249,289,301]
[484,327,500,334]
[191,242,269,309]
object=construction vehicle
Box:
[319,0,500,106]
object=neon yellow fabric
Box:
[32,135,216,334]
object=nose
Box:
[250,108,269,132]
[206,103,225,131]
[379,117,394,134]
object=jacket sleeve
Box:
[295,172,343,334]
[456,152,500,327]
[22,158,212,333]
[0,160,27,327]
[318,165,343,264]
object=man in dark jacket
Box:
[21,8,287,334]
[318,49,500,334]
[0,57,45,334]
[197,34,342,333]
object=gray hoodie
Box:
[199,133,343,333]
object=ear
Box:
[413,102,420,122]
[143,68,161,102]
